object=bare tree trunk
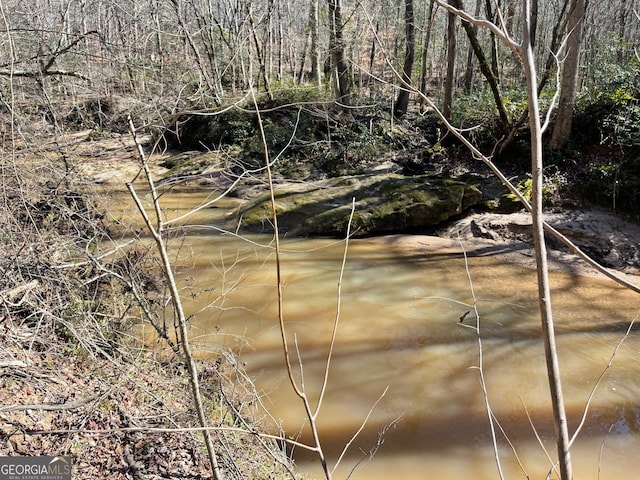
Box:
[395,0,415,116]
[551,0,586,149]
[276,0,284,82]
[299,0,321,85]
[327,0,350,104]
[311,0,321,86]
[419,0,436,111]
[617,0,627,62]
[485,0,500,82]
[443,10,456,119]
[369,20,378,82]
[462,0,482,93]
[451,0,510,131]
[128,119,224,480]
[531,0,539,46]
[522,2,573,479]
[249,8,273,100]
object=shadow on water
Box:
[126,194,640,479]
[286,398,640,458]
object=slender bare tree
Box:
[521,1,573,477]
[443,9,456,119]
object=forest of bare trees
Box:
[1,0,638,135]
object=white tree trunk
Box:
[522,2,573,479]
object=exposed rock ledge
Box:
[228,173,482,236]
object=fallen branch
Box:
[0,393,102,412]
[1,280,39,306]
[0,69,89,81]
[24,425,317,452]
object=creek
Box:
[114,187,640,480]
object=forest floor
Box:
[0,336,219,478]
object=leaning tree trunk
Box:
[462,0,482,94]
[451,0,510,131]
[395,0,415,116]
[485,0,500,83]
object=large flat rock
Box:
[228,174,482,237]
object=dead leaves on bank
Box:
[0,320,294,480]
[0,339,215,479]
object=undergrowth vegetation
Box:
[151,65,640,220]
[0,137,295,479]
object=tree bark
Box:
[443,10,456,120]
[617,0,627,62]
[419,0,436,111]
[551,0,586,149]
[531,0,539,46]
[327,0,350,104]
[462,0,482,93]
[310,0,321,86]
[395,0,415,116]
[485,0,500,83]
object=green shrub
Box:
[583,156,640,217]
[574,49,640,148]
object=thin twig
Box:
[316,197,356,414]
[250,84,331,479]
[458,238,506,480]
[0,394,102,412]
[23,425,317,451]
[598,424,615,480]
[520,395,557,475]
[332,386,389,474]
[569,317,637,447]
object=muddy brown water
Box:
[112,188,640,479]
